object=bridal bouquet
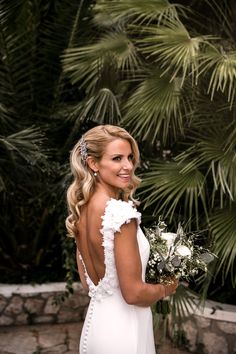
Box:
[145,219,215,285]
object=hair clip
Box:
[78,136,88,162]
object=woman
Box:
[66,125,178,354]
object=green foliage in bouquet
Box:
[145,218,215,319]
[145,219,215,286]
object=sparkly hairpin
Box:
[78,136,88,162]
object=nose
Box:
[123,158,133,171]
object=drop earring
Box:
[94,171,97,177]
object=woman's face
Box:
[95,138,134,197]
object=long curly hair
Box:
[65,125,141,237]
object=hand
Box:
[160,276,179,298]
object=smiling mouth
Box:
[118,174,130,181]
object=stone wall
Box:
[181,314,236,354]
[1,283,235,354]
[169,298,236,354]
[0,283,89,326]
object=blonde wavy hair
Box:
[65,125,141,238]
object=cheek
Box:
[99,164,116,176]
[106,166,118,174]
[101,162,118,171]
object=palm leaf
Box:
[224,119,236,153]
[0,127,46,162]
[209,205,236,286]
[62,31,141,94]
[203,0,234,40]
[0,103,14,133]
[175,129,236,205]
[135,19,210,85]
[199,47,236,107]
[138,160,206,228]
[93,0,184,26]
[80,88,121,124]
[123,68,190,143]
[0,127,47,192]
[0,1,40,118]
[38,0,88,107]
[170,283,198,321]
[0,31,35,114]
[106,32,141,72]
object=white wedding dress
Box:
[79,199,156,354]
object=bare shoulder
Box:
[87,193,110,218]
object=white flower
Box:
[176,245,192,257]
[160,232,177,249]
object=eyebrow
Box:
[110,153,133,157]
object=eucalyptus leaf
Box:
[157,261,165,271]
[199,252,215,264]
[171,255,181,267]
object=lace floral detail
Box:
[102,199,141,232]
[84,198,141,301]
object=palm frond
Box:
[80,88,121,125]
[38,0,89,107]
[170,283,198,321]
[63,46,104,93]
[62,31,141,94]
[0,127,47,189]
[138,160,206,228]
[0,30,35,114]
[0,1,42,118]
[199,47,236,106]
[94,0,184,26]
[224,119,236,153]
[123,69,189,143]
[204,0,234,40]
[175,129,236,204]
[209,204,236,286]
[135,19,211,85]
[0,103,14,133]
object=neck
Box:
[95,183,121,200]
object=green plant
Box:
[0,0,93,282]
[62,0,236,304]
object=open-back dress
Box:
[79,198,156,354]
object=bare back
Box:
[76,194,109,286]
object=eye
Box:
[128,154,134,161]
[112,155,122,161]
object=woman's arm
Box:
[76,247,89,292]
[114,219,178,306]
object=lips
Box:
[118,174,130,182]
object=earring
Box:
[94,171,97,177]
